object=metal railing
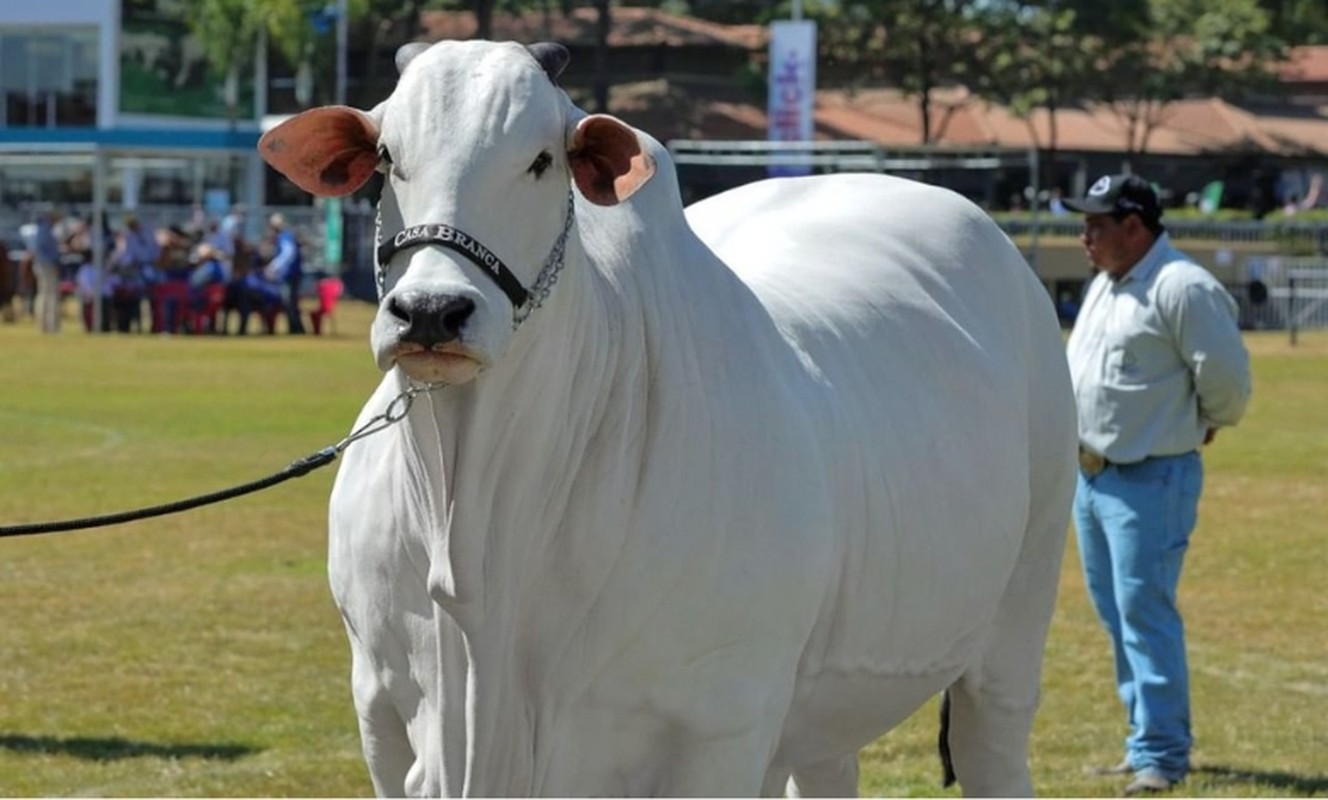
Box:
[1237,257,1328,334]
[667,139,1028,172]
[999,216,1328,250]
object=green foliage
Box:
[1093,0,1285,152]
[1260,0,1328,44]
[666,0,781,24]
[182,0,263,71]
[262,0,325,66]
[970,5,1083,119]
[967,0,1099,181]
[181,0,265,114]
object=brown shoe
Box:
[1085,759,1133,776]
[1123,770,1174,795]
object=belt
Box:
[1078,447,1111,477]
[1078,448,1196,477]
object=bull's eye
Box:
[377,146,393,172]
[528,151,553,178]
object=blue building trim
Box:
[0,126,260,151]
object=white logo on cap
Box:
[1088,176,1113,196]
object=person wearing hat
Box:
[1063,174,1252,794]
[262,212,306,334]
[108,213,160,332]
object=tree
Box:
[676,0,781,24]
[1094,0,1285,154]
[358,0,433,99]
[590,0,612,112]
[968,2,1099,188]
[475,0,496,38]
[182,0,263,124]
[810,0,982,145]
[1258,0,1328,45]
[263,0,328,107]
[182,0,264,190]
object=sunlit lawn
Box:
[0,301,1324,796]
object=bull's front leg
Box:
[347,636,419,796]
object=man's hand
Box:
[1203,427,1218,445]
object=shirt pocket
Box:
[1106,344,1142,384]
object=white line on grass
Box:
[1190,642,1328,697]
[0,410,127,471]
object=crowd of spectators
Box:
[2,204,313,335]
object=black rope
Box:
[1,382,442,541]
[0,447,340,539]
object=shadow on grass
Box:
[1194,765,1328,795]
[0,733,259,762]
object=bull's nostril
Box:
[441,297,476,337]
[388,296,411,323]
[391,291,476,346]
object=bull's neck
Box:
[388,224,653,794]
[405,228,643,613]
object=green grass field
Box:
[1,301,1324,797]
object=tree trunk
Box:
[1045,102,1060,189]
[475,0,494,39]
[593,0,611,112]
[916,37,933,145]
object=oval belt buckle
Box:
[1078,448,1107,477]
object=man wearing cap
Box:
[1063,174,1251,794]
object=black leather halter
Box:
[377,222,529,309]
[374,191,576,328]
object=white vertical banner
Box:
[767,19,817,177]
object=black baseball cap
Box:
[1063,173,1162,223]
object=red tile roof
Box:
[807,89,1328,156]
[598,77,1328,158]
[418,8,766,50]
[1280,45,1328,83]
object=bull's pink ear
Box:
[568,115,655,206]
[259,106,380,197]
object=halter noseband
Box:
[374,190,576,329]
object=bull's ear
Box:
[568,114,655,206]
[258,106,380,198]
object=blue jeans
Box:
[1073,451,1203,782]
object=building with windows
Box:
[0,0,264,216]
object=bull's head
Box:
[258,40,655,384]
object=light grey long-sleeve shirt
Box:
[1066,233,1251,464]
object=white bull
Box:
[259,40,1076,797]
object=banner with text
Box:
[767,20,818,177]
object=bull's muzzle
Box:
[388,290,476,347]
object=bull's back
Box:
[687,173,1058,671]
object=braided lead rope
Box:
[0,382,445,539]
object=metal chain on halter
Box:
[374,190,576,330]
[374,200,388,300]
[512,190,575,327]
